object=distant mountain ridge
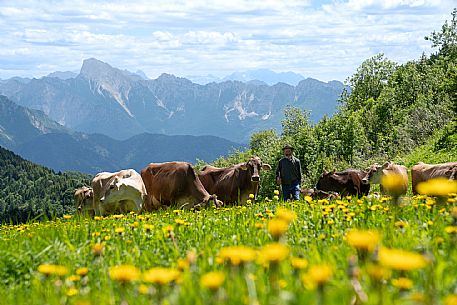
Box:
[0,96,242,174]
[0,58,346,142]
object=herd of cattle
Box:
[74,158,457,216]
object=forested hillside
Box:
[209,9,457,196]
[0,146,90,224]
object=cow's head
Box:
[362,162,389,184]
[240,156,271,182]
[74,187,93,214]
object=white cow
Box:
[92,169,147,216]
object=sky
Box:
[0,0,455,82]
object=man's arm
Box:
[276,160,282,185]
[297,158,302,183]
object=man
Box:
[276,144,302,201]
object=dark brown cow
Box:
[316,169,369,197]
[362,162,409,195]
[198,156,271,204]
[301,188,339,200]
[141,162,222,210]
[411,162,457,194]
[74,186,94,216]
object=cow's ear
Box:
[262,164,272,170]
[382,161,390,168]
[240,164,248,170]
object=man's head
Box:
[282,144,294,157]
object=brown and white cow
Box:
[198,156,271,204]
[411,162,457,194]
[316,169,369,197]
[74,186,94,216]
[140,162,222,210]
[92,169,147,216]
[362,162,409,195]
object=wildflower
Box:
[76,267,89,277]
[274,190,280,195]
[177,258,189,271]
[66,287,78,297]
[346,229,380,252]
[38,264,69,277]
[392,277,413,290]
[378,248,428,271]
[63,215,72,220]
[249,194,255,199]
[109,265,140,282]
[142,267,180,285]
[130,222,139,228]
[445,226,457,234]
[304,196,313,203]
[219,246,256,266]
[381,174,406,197]
[417,178,457,196]
[258,243,289,264]
[291,257,308,270]
[444,294,457,305]
[246,199,252,204]
[366,263,391,281]
[143,224,154,232]
[394,221,408,229]
[306,265,332,285]
[92,243,104,256]
[200,271,225,290]
[94,216,102,220]
[268,218,289,238]
[255,223,264,229]
[67,275,81,282]
[138,284,150,295]
[115,227,125,234]
[276,208,297,224]
[175,218,185,225]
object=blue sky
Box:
[0,0,455,82]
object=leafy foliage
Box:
[0,146,90,224]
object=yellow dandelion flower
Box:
[175,218,185,225]
[392,277,413,290]
[138,284,150,295]
[366,263,391,281]
[274,190,280,195]
[63,215,72,220]
[130,222,139,228]
[143,224,154,232]
[304,196,313,203]
[67,275,81,282]
[445,226,457,234]
[394,221,408,229]
[92,243,104,256]
[273,195,279,201]
[444,294,457,305]
[38,264,69,277]
[258,243,289,264]
[346,230,380,252]
[268,218,289,238]
[417,178,457,196]
[255,222,264,229]
[276,208,297,224]
[219,246,256,266]
[306,265,332,285]
[76,267,89,276]
[378,248,428,271]
[114,227,125,234]
[249,193,255,199]
[109,265,140,282]
[66,287,78,297]
[200,271,225,290]
[279,279,287,288]
[142,267,180,285]
[177,258,189,271]
[291,257,308,270]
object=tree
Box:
[425,8,457,59]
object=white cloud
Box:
[0,0,455,81]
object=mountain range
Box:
[0,95,242,174]
[0,58,346,143]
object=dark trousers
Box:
[281,180,300,201]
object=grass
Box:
[0,193,456,305]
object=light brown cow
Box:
[198,156,271,204]
[74,186,94,216]
[362,162,409,195]
[411,162,457,194]
[140,162,222,210]
[92,169,147,216]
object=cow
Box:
[300,188,339,200]
[362,162,409,195]
[140,162,222,210]
[74,186,94,216]
[411,162,457,194]
[198,156,272,204]
[316,169,369,197]
[92,169,147,216]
